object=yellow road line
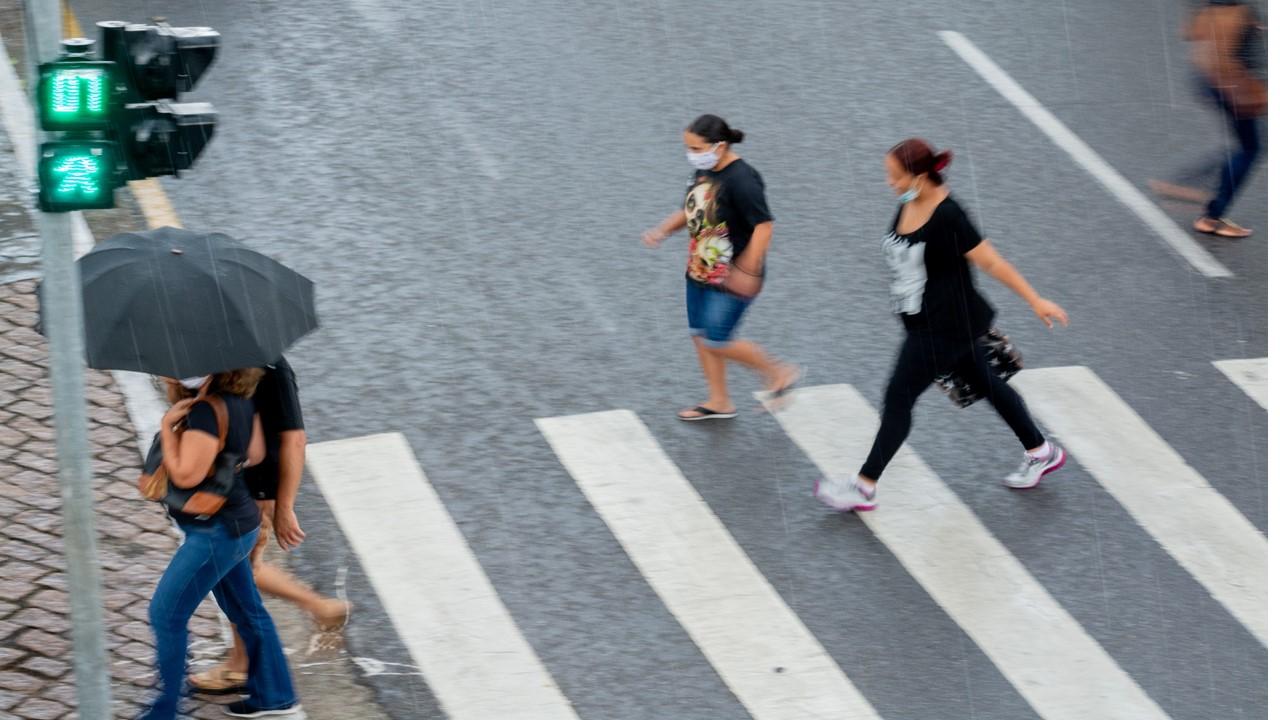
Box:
[62,1,185,230]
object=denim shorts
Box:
[686,278,752,348]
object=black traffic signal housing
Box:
[99,20,220,181]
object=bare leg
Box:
[208,504,348,677]
[254,564,349,624]
[224,624,249,674]
[691,336,733,411]
[708,339,796,390]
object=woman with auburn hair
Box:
[815,139,1070,513]
[142,368,301,720]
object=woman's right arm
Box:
[643,209,687,247]
[159,400,221,488]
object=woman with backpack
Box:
[815,139,1070,512]
[141,370,300,720]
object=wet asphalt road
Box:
[63,0,1270,717]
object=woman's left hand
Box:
[1032,298,1069,329]
[162,398,196,429]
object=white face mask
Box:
[686,142,723,171]
[179,375,210,390]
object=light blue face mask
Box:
[898,178,921,205]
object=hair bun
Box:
[728,128,746,144]
[933,150,954,172]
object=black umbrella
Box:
[72,226,318,378]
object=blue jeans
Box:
[142,523,296,719]
[1202,82,1263,219]
[686,278,752,348]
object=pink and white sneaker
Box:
[814,475,877,511]
[1003,442,1067,489]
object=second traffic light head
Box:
[100,21,219,102]
[120,102,217,180]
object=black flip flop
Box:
[677,406,739,421]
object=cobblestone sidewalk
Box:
[0,279,231,720]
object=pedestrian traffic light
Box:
[34,23,220,212]
[36,38,120,211]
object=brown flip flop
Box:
[188,665,248,695]
[1194,217,1253,238]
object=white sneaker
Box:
[1003,442,1067,489]
[814,474,877,511]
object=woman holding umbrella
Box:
[68,227,319,719]
[143,371,301,719]
[815,138,1069,512]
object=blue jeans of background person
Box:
[142,523,296,719]
[686,278,752,348]
[1202,83,1263,220]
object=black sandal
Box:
[677,406,739,421]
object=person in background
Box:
[142,370,301,719]
[815,139,1070,513]
[643,114,802,421]
[1185,0,1266,238]
[187,358,349,698]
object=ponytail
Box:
[688,114,746,145]
[890,138,952,184]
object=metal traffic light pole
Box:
[22,0,113,716]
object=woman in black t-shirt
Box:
[643,114,802,421]
[141,370,299,719]
[815,139,1071,513]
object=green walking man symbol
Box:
[52,154,104,200]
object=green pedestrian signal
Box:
[33,25,220,213]
[38,142,118,212]
[37,61,115,131]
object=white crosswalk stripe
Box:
[1213,357,1268,409]
[307,433,580,720]
[1012,366,1268,646]
[537,410,882,720]
[761,383,1171,720]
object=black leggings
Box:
[859,331,1045,481]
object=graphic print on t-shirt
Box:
[685,177,733,285]
[883,231,927,315]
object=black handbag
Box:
[137,395,240,519]
[934,328,1023,408]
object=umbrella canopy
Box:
[73,226,318,378]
